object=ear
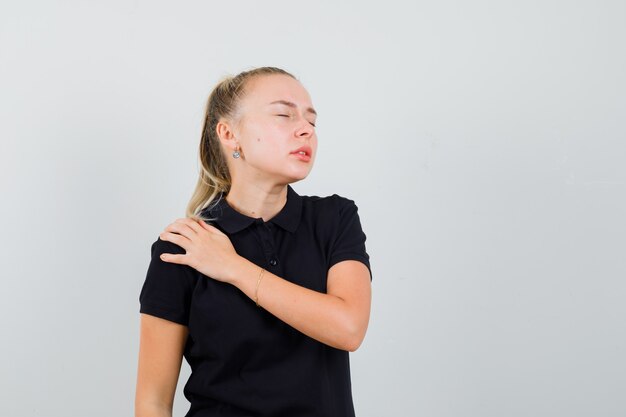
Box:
[216,118,239,153]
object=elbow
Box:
[340,321,367,352]
[344,337,364,352]
[332,298,370,352]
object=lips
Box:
[290,146,312,157]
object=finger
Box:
[159,231,191,249]
[165,219,198,239]
[175,217,205,234]
[163,223,188,239]
[199,220,224,235]
[159,253,188,265]
[164,222,197,239]
[198,219,213,230]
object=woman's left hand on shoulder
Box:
[158,218,240,283]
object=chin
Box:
[285,168,312,182]
[289,172,310,182]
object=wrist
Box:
[228,257,267,302]
[227,256,254,286]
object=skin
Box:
[135,74,372,416]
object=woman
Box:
[135,66,373,417]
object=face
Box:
[224,74,318,184]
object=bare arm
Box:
[229,258,372,352]
[135,313,188,417]
[156,216,372,353]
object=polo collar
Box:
[206,184,303,234]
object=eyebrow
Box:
[269,100,317,116]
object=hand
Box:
[158,217,241,283]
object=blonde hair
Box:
[186,66,296,222]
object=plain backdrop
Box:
[1,1,625,416]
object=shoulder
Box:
[299,192,362,236]
[146,236,198,280]
[300,192,358,215]
[144,236,199,286]
[150,236,186,256]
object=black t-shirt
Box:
[139,184,372,417]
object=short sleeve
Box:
[138,237,199,326]
[328,197,373,281]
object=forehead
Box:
[243,74,313,108]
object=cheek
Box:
[249,122,283,144]
[248,136,287,161]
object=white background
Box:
[1,1,625,416]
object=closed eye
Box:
[277,114,316,127]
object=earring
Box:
[232,145,240,159]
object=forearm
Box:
[228,257,362,351]
[135,402,172,417]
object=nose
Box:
[295,114,315,138]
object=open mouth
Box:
[290,151,311,161]
[290,146,312,158]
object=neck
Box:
[225,183,289,222]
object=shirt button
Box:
[269,258,278,266]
